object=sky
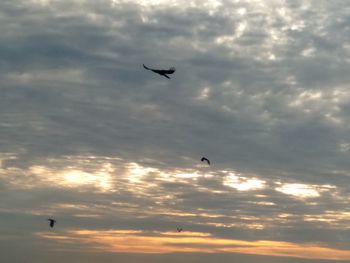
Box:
[1,0,350,262]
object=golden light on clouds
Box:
[29,164,113,192]
[2,155,272,196]
[275,183,320,198]
[223,173,266,191]
[126,162,158,183]
[63,170,111,190]
[304,211,350,228]
[175,172,202,179]
[37,229,350,260]
[2,154,348,258]
[126,162,205,183]
[275,183,335,199]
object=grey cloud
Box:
[2,0,350,261]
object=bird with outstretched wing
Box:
[143,64,176,79]
[201,157,210,165]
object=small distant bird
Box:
[47,218,56,228]
[143,64,176,79]
[201,157,210,165]
[177,228,183,232]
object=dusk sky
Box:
[1,0,350,262]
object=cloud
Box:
[36,228,350,260]
[2,0,350,262]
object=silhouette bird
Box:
[47,218,56,228]
[143,64,175,79]
[201,157,210,165]
[177,228,183,232]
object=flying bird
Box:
[201,157,210,165]
[143,64,176,79]
[47,218,56,228]
[177,228,183,232]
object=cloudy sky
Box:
[1,0,350,262]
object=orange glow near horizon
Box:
[37,229,350,261]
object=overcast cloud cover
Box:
[1,0,350,262]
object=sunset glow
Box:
[37,229,350,260]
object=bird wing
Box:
[145,66,172,79]
[201,157,210,165]
[164,69,175,74]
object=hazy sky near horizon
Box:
[1,0,350,262]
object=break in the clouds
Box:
[1,0,350,262]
